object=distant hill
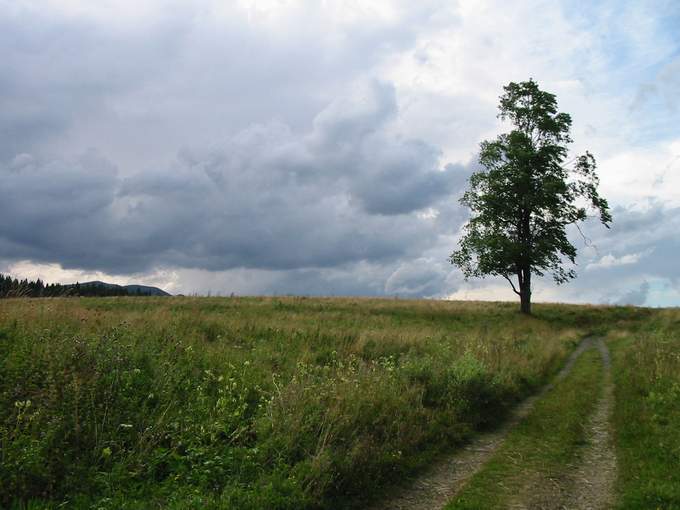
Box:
[1,273,171,298]
[74,281,171,296]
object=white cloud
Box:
[597,139,680,207]
[586,252,647,271]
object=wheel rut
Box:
[562,339,617,509]
[366,337,599,510]
[509,339,617,510]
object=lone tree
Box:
[450,79,611,314]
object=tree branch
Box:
[502,274,521,295]
[574,222,592,248]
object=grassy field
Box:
[0,296,671,509]
[609,310,680,509]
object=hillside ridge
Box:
[71,280,171,296]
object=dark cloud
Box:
[0,2,472,297]
[0,151,117,264]
[2,1,677,302]
[0,81,471,278]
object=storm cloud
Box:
[1,0,679,303]
[1,80,470,279]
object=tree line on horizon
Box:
[0,273,153,298]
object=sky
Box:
[1,0,679,306]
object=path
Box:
[367,337,598,510]
[562,338,617,509]
[508,339,617,510]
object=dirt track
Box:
[509,338,617,510]
[367,338,604,510]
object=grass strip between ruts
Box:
[445,346,604,509]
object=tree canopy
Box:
[450,79,612,314]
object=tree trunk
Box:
[519,268,531,314]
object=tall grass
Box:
[610,308,680,509]
[0,297,631,509]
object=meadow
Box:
[609,309,680,508]
[0,297,674,509]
